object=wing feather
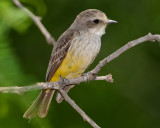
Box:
[46,30,79,82]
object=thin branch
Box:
[91,33,160,74]
[96,74,113,82]
[12,0,56,45]
[0,75,112,94]
[59,89,100,128]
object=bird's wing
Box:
[46,30,79,82]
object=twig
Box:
[96,74,113,82]
[91,33,160,74]
[12,0,56,45]
[59,89,100,128]
[0,75,112,94]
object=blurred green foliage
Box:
[0,0,160,128]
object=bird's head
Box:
[71,9,117,36]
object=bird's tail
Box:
[23,89,55,119]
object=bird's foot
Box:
[60,75,70,88]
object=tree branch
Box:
[0,75,113,94]
[12,0,56,45]
[91,33,160,74]
[59,89,100,128]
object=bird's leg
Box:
[57,75,74,103]
[60,75,70,88]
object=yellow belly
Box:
[50,51,89,82]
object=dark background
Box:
[0,0,160,128]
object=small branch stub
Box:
[96,74,113,83]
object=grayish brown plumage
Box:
[23,9,116,119]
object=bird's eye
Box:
[93,19,100,24]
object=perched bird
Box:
[23,9,117,119]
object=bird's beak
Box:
[108,19,118,24]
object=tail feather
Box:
[38,90,54,118]
[23,90,54,119]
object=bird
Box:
[23,9,117,119]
